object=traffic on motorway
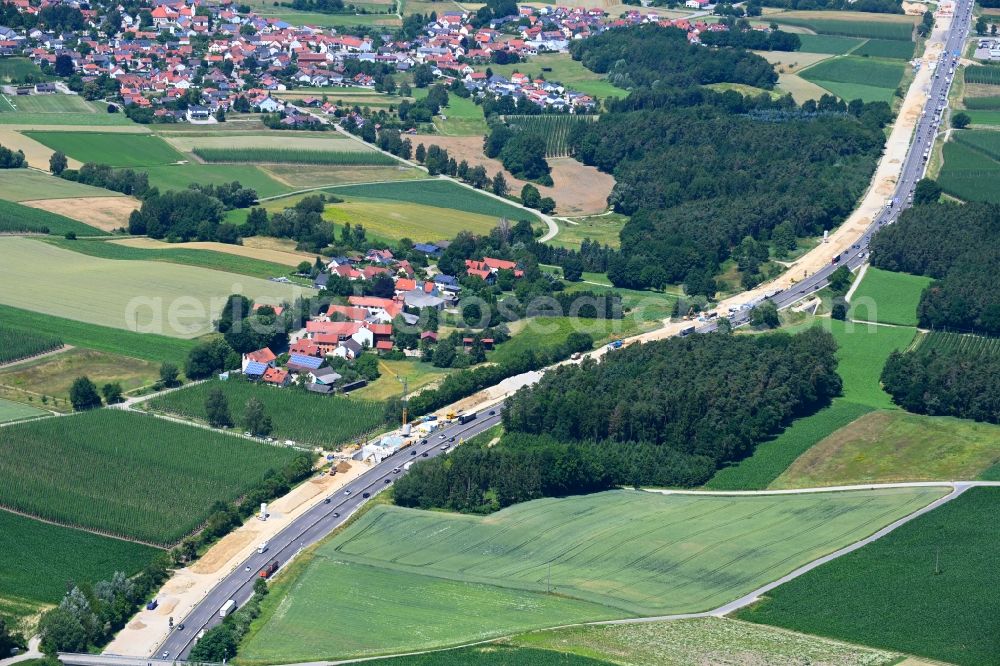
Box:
[131,5,974,661]
[154,406,502,660]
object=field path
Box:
[0,344,72,371]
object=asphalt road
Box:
[709,0,972,330]
[152,407,502,660]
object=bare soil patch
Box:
[190,530,256,574]
[0,129,81,170]
[21,196,139,232]
[901,1,927,15]
[412,134,613,215]
[111,237,313,267]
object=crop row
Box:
[0,322,62,364]
[194,147,398,166]
[964,65,1000,86]
[917,331,1000,357]
[962,95,1000,110]
[772,17,913,41]
[505,115,596,157]
[952,130,1000,162]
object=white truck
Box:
[219,599,236,618]
[257,541,268,554]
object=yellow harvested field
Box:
[261,164,428,188]
[755,51,834,103]
[163,133,371,153]
[0,129,82,170]
[21,197,140,232]
[768,9,917,22]
[111,237,315,267]
[0,123,149,133]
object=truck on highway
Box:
[259,560,280,579]
[257,541,268,554]
[458,412,477,425]
[219,599,236,618]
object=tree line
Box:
[882,345,1000,423]
[394,329,842,512]
[870,202,1000,335]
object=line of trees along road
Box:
[394,329,842,513]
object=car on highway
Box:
[323,497,331,503]
[344,489,351,495]
[449,436,455,442]
[363,492,370,498]
[384,479,391,484]
[162,652,169,659]
[410,450,417,456]
[393,467,400,473]
[421,452,429,457]
[489,410,495,416]
[438,434,446,439]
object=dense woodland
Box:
[566,26,891,294]
[882,345,1000,423]
[394,329,842,512]
[870,202,1000,335]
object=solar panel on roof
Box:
[244,361,267,375]
[289,354,323,369]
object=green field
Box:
[335,645,615,666]
[738,487,1000,666]
[769,14,915,41]
[772,410,1000,488]
[505,115,596,158]
[193,147,398,166]
[142,163,290,198]
[0,322,62,365]
[48,238,292,280]
[0,237,310,338]
[705,399,874,490]
[800,57,906,103]
[795,34,866,54]
[951,128,1000,160]
[0,304,195,367]
[0,199,107,236]
[146,379,387,447]
[962,95,1000,110]
[514,618,900,666]
[0,58,50,83]
[963,64,1000,85]
[823,319,917,408]
[4,95,95,114]
[488,316,655,366]
[436,94,489,136]
[0,409,301,544]
[915,330,1000,356]
[848,267,931,326]
[965,109,1000,125]
[0,398,47,423]
[241,488,945,662]
[0,508,159,616]
[851,38,915,59]
[549,213,626,250]
[483,53,624,100]
[936,139,1000,203]
[322,198,505,243]
[327,179,539,221]
[0,169,125,201]
[24,131,184,167]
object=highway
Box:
[151,406,502,661]
[715,0,973,329]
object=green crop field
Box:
[142,163,290,198]
[0,410,301,544]
[769,15,915,41]
[795,34,866,54]
[193,147,398,166]
[0,509,159,616]
[800,57,905,103]
[848,267,932,326]
[0,398,47,424]
[322,199,509,244]
[0,304,195,367]
[0,237,310,338]
[915,330,1000,356]
[0,58,50,83]
[937,139,1000,203]
[823,319,917,408]
[47,238,292,280]
[505,115,596,157]
[327,179,539,221]
[5,95,95,114]
[24,131,184,167]
[241,488,945,662]
[0,198,107,236]
[851,38,915,59]
[514,618,900,666]
[738,487,1000,666]
[0,322,62,365]
[705,399,874,490]
[147,379,387,447]
[483,53,624,100]
[0,170,124,201]
[771,410,1000,488]
[964,65,1000,85]
[963,95,1000,110]
[337,645,615,666]
[965,110,1000,125]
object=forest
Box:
[870,202,1000,335]
[565,26,891,294]
[881,345,1000,423]
[394,329,842,512]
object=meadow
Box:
[193,147,398,166]
[146,379,387,446]
[141,163,290,198]
[436,94,489,136]
[323,199,503,243]
[850,38,914,60]
[821,318,917,409]
[550,213,626,249]
[0,410,301,544]
[768,12,915,41]
[514,618,900,666]
[800,56,906,104]
[4,95,95,114]
[0,398,47,424]
[705,399,874,490]
[0,304,196,367]
[350,358,453,401]
[48,238,293,281]
[488,316,654,366]
[0,199,107,236]
[848,267,931,326]
[505,115,596,157]
[24,131,184,167]
[737,487,1000,666]
[0,169,123,201]
[963,110,1000,125]
[327,179,539,221]
[771,410,1000,488]
[0,509,159,616]
[0,323,62,365]
[795,34,864,54]
[483,53,624,100]
[0,237,309,338]
[241,487,945,661]
[0,58,49,83]
[936,139,1000,203]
